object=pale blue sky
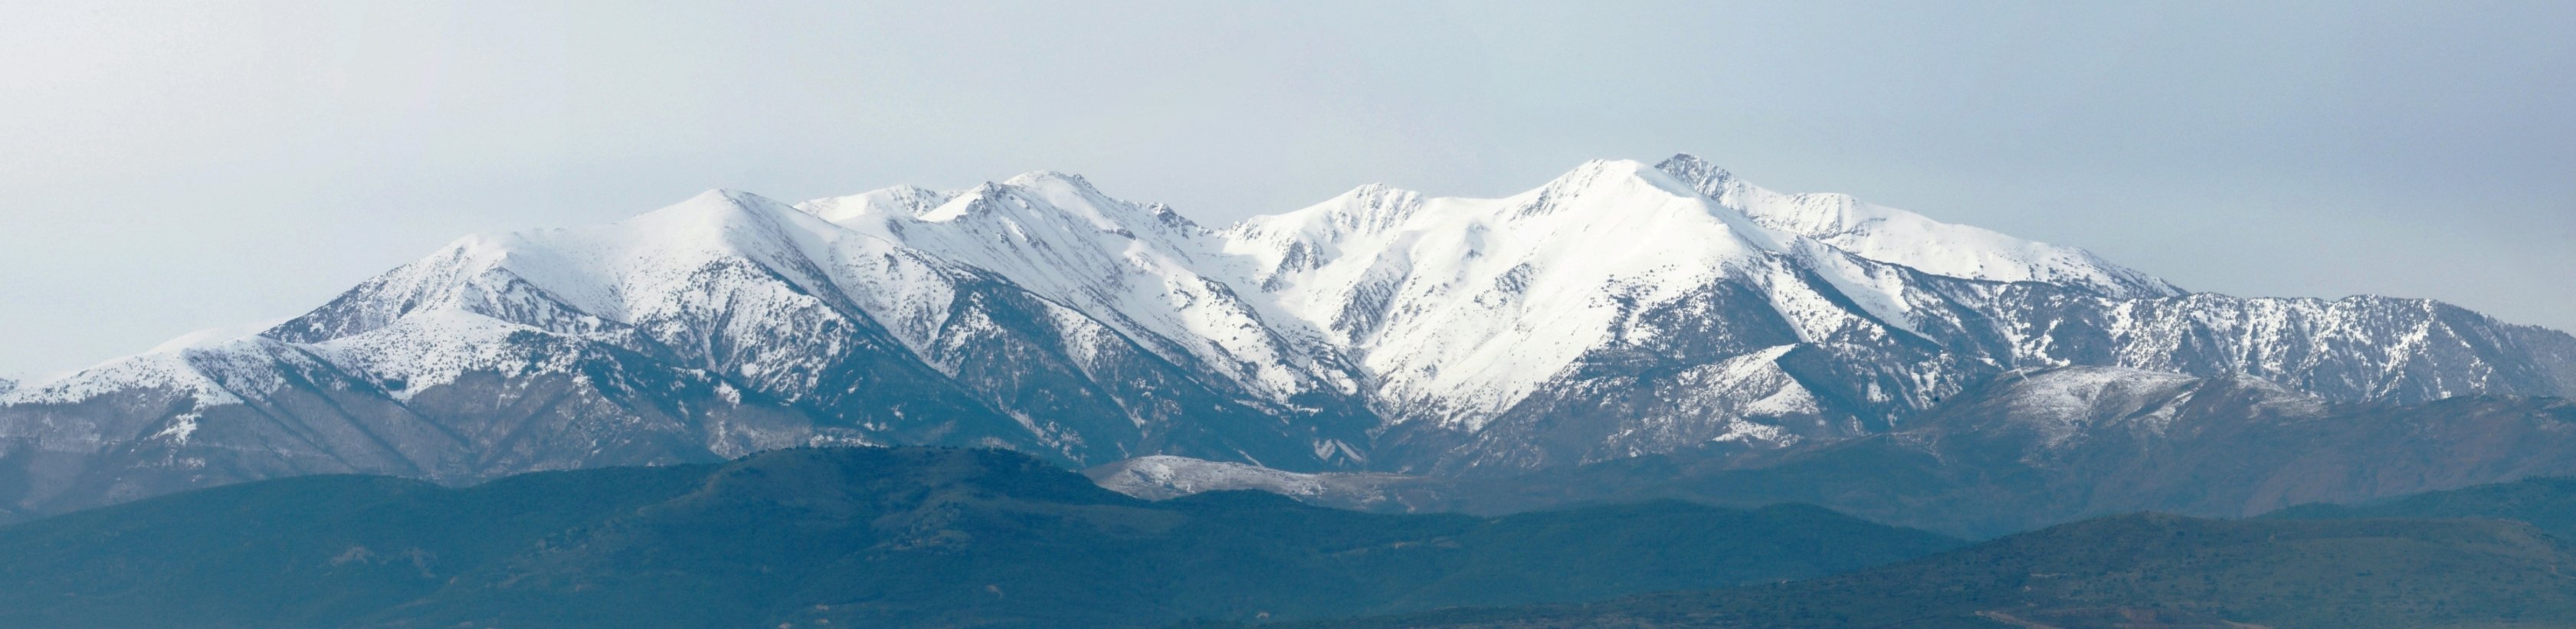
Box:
[3,1,2572,377]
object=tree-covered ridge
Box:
[0,446,1956,628]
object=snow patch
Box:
[1086,455,1421,504]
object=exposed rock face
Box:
[4,156,2571,518]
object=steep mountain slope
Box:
[3,156,2571,516]
[1301,513,2576,629]
[0,447,1959,628]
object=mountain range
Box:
[3,154,2571,519]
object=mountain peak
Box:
[1552,158,1666,185]
[679,188,793,211]
[795,185,957,222]
[909,176,1159,236]
[1329,182,1420,206]
[1344,182,1404,197]
[598,189,830,258]
[1001,169,1097,191]
[912,184,1005,222]
[1654,153,1733,195]
[1529,159,1728,210]
[1278,183,1423,228]
[643,188,802,222]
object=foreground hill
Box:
[1302,513,2576,628]
[0,447,1955,628]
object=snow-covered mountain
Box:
[3,155,2571,516]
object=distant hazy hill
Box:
[1303,513,2576,628]
[0,446,1955,628]
[2267,475,2576,539]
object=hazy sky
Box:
[4,1,2572,378]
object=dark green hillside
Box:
[1303,513,2576,628]
[0,447,1956,628]
[0,464,715,627]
